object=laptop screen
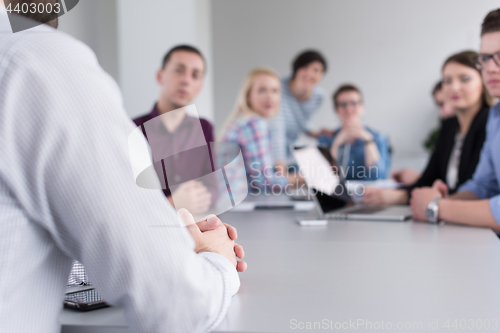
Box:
[293,146,352,214]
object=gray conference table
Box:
[61,195,500,332]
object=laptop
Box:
[292,145,412,221]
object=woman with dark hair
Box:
[364,50,493,205]
[269,50,327,171]
[422,80,456,151]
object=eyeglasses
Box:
[336,100,363,109]
[473,51,500,70]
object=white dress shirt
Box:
[0,9,239,333]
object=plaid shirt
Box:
[270,77,325,163]
[221,114,288,190]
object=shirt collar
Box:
[494,100,500,115]
[149,103,161,119]
[150,103,193,134]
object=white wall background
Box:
[59,0,214,120]
[58,0,119,82]
[117,0,214,120]
[212,0,499,155]
[59,0,499,157]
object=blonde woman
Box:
[220,68,295,191]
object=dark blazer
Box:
[407,103,490,196]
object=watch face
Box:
[426,201,438,223]
[426,208,434,222]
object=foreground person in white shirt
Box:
[0,3,246,333]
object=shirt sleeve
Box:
[358,130,389,181]
[317,133,334,147]
[458,110,500,199]
[489,195,500,226]
[5,33,238,333]
[269,107,287,163]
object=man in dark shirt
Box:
[134,45,216,214]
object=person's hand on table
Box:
[178,209,247,272]
[362,187,385,205]
[363,188,407,205]
[409,185,443,221]
[287,173,305,187]
[170,180,212,215]
[391,168,421,186]
[275,160,287,176]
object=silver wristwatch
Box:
[426,197,441,224]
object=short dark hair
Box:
[291,50,327,79]
[481,8,500,36]
[10,0,59,28]
[432,81,442,96]
[332,84,363,107]
[161,45,206,72]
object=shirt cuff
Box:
[458,180,484,199]
[489,195,500,226]
[198,251,240,296]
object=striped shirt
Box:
[270,77,325,163]
[221,114,288,191]
[0,9,238,333]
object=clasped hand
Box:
[410,179,449,221]
[178,209,247,272]
[335,122,373,145]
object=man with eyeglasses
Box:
[410,8,500,230]
[318,84,390,180]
